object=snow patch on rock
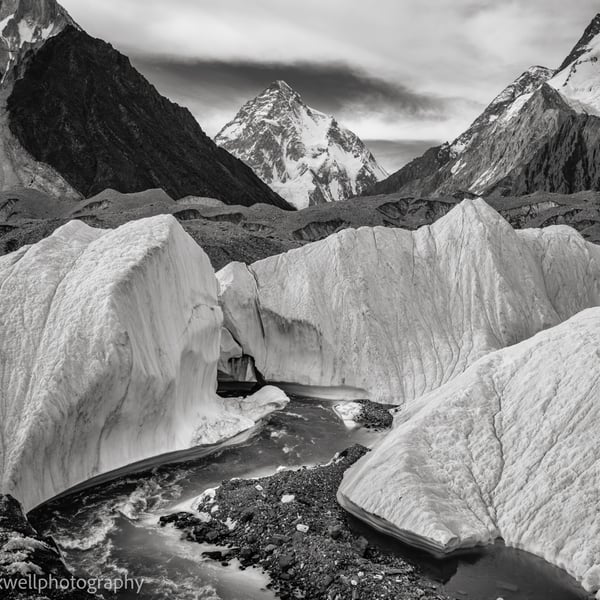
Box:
[549,14,600,116]
[333,402,363,429]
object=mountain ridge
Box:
[0,4,293,208]
[216,79,387,209]
[369,13,600,199]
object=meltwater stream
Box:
[29,396,590,600]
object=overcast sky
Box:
[60,0,599,171]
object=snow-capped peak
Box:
[267,79,296,95]
[489,66,555,108]
[556,13,600,73]
[0,0,77,82]
[215,80,387,209]
[448,65,554,158]
[548,13,600,115]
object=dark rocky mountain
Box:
[368,142,452,197]
[369,15,600,198]
[556,13,600,72]
[5,26,292,208]
[215,80,386,209]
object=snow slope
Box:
[215,81,387,209]
[338,306,600,598]
[218,199,600,404]
[549,14,600,115]
[0,215,288,511]
[449,65,555,161]
[370,65,556,197]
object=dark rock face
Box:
[369,143,452,196]
[0,495,97,599]
[510,112,600,195]
[557,13,600,72]
[7,27,293,209]
[292,218,349,241]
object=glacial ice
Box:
[218,199,600,404]
[0,215,287,511]
[338,306,600,598]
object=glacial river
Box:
[30,396,591,600]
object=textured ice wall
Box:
[338,307,600,598]
[0,215,287,511]
[218,199,600,403]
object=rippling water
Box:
[29,396,591,600]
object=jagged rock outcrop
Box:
[216,80,386,209]
[370,143,452,197]
[0,215,288,511]
[0,0,76,83]
[0,495,96,598]
[338,306,600,599]
[2,18,292,208]
[217,200,600,403]
[370,14,600,198]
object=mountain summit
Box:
[370,13,600,198]
[548,13,600,114]
[0,1,292,208]
[0,0,76,81]
[215,81,387,209]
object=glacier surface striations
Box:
[218,199,600,404]
[338,306,600,598]
[0,215,287,511]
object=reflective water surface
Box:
[30,397,591,600]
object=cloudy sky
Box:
[61,0,598,171]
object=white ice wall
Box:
[338,307,600,598]
[0,215,287,511]
[218,199,600,404]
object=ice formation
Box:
[338,307,600,598]
[218,199,600,404]
[0,215,287,511]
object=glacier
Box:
[0,215,288,511]
[218,199,600,404]
[338,306,600,598]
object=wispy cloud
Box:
[60,0,600,162]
